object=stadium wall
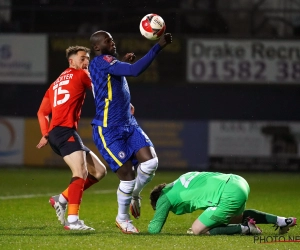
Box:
[1,34,300,170]
[1,117,300,171]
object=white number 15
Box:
[53,80,70,107]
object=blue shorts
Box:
[92,124,153,172]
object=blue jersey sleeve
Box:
[108,43,162,77]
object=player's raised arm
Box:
[110,33,173,77]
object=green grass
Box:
[0,167,299,250]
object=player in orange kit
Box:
[36,46,107,230]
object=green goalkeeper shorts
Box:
[199,174,250,228]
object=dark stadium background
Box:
[1,0,300,170]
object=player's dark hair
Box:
[90,30,106,47]
[150,183,166,210]
[66,46,90,59]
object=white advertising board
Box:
[187,39,300,84]
[0,117,24,165]
[209,121,300,170]
[0,34,47,84]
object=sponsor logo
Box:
[103,55,114,63]
[0,44,12,60]
[0,119,19,156]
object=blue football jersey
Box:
[89,55,135,127]
[89,43,162,127]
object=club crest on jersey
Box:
[103,55,114,63]
[118,151,126,159]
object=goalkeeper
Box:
[148,171,296,235]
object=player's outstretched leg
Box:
[243,209,297,234]
[205,218,262,235]
[188,218,262,236]
[49,195,67,225]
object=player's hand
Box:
[122,53,136,63]
[158,33,172,48]
[36,136,48,149]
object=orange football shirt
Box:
[37,68,92,135]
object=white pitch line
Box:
[0,189,115,200]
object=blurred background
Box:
[1,0,300,171]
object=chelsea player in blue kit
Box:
[89,30,172,233]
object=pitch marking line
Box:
[0,189,115,200]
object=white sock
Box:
[132,165,155,197]
[277,216,287,226]
[59,194,67,204]
[117,180,136,221]
[68,215,78,223]
[240,225,249,234]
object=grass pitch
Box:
[0,167,299,250]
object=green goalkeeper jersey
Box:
[148,171,232,234]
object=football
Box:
[139,14,166,40]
